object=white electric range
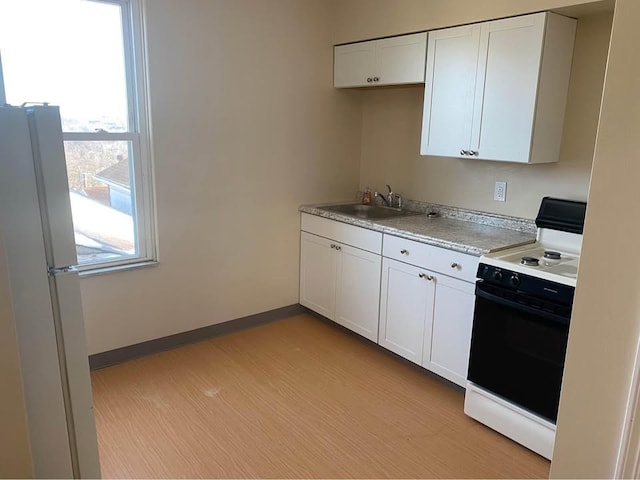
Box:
[464,197,587,460]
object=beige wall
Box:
[79,0,362,354]
[332,0,606,44]
[551,0,640,476]
[0,231,33,478]
[355,11,611,218]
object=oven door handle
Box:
[475,284,570,326]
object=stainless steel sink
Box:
[319,204,422,220]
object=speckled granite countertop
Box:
[299,201,537,256]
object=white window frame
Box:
[64,0,157,273]
[0,51,6,105]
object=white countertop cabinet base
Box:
[380,234,478,387]
[300,232,337,320]
[379,257,476,387]
[300,213,479,388]
[427,275,475,386]
[300,214,383,342]
[334,243,382,342]
[379,258,435,365]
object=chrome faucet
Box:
[375,185,402,208]
[375,190,390,206]
[385,184,394,207]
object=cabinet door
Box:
[299,232,337,319]
[334,40,376,88]
[379,258,435,364]
[427,274,475,387]
[335,243,382,342]
[471,14,546,162]
[375,32,427,86]
[420,25,480,157]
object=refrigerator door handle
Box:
[48,265,78,276]
[49,269,101,478]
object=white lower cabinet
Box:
[299,215,477,388]
[380,234,478,387]
[299,232,337,320]
[299,227,381,342]
[379,257,475,386]
[379,258,435,365]
[334,243,382,342]
[427,274,475,386]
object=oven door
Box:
[468,281,570,423]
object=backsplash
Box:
[354,191,536,233]
[403,200,537,234]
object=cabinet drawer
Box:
[301,213,382,254]
[383,234,479,283]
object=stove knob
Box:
[510,274,521,287]
[493,270,503,281]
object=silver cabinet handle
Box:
[460,149,466,155]
[400,249,409,255]
[336,245,341,251]
[367,77,373,83]
[471,150,479,156]
[419,273,434,281]
[450,262,459,269]
[373,76,379,82]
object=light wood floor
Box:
[91,313,550,478]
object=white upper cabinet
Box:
[334,32,427,88]
[421,25,480,158]
[421,12,577,163]
[334,40,377,88]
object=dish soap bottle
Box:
[362,187,372,205]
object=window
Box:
[0,0,155,271]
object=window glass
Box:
[0,0,154,270]
[64,140,136,265]
[0,0,129,132]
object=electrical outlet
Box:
[494,181,507,202]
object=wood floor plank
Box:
[91,313,550,478]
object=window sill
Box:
[78,259,158,278]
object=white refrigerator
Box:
[0,105,101,478]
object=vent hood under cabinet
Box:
[420,12,577,164]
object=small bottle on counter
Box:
[362,187,372,205]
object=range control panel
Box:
[477,263,575,306]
